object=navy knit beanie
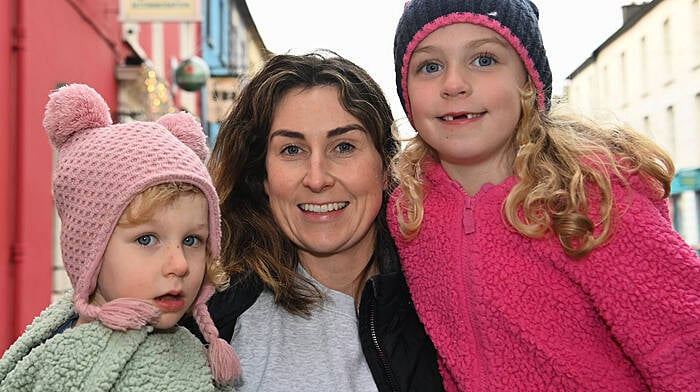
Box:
[394,0,552,120]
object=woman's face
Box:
[264,86,384,264]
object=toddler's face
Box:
[93,192,209,329]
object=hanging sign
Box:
[120,0,201,22]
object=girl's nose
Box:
[441,66,471,98]
[302,154,334,192]
[164,244,189,277]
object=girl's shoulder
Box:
[0,293,77,381]
[607,169,668,216]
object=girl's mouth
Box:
[154,292,185,312]
[440,112,483,121]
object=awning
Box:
[671,168,700,195]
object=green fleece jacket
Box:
[0,293,234,391]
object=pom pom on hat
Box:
[44,83,238,384]
[43,84,113,149]
[157,112,209,162]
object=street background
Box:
[247,0,638,126]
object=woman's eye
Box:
[473,55,496,67]
[281,145,301,155]
[183,235,201,247]
[421,62,442,74]
[136,235,156,246]
[335,142,355,154]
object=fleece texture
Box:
[388,161,700,392]
[0,294,234,392]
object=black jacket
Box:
[181,240,444,392]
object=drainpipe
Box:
[9,0,25,340]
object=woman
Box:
[184,51,444,391]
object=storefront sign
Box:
[206,77,241,123]
[671,167,700,194]
[120,0,201,22]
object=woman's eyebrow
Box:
[269,129,304,140]
[327,124,365,138]
[269,124,366,140]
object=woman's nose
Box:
[302,154,334,192]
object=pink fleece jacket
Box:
[388,161,700,392]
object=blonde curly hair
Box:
[392,80,674,258]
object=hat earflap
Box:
[73,295,160,331]
[191,283,242,385]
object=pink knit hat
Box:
[43,83,240,384]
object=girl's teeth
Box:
[442,113,480,121]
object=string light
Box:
[140,64,175,120]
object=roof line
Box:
[566,0,664,80]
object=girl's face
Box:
[93,193,209,329]
[407,23,527,183]
[264,86,384,267]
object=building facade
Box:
[566,0,700,248]
[0,0,267,352]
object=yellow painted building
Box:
[566,0,700,248]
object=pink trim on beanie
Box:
[401,12,546,121]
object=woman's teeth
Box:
[299,202,349,213]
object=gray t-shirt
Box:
[231,271,378,392]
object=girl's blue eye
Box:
[183,235,201,247]
[473,55,496,67]
[136,235,156,246]
[421,62,442,74]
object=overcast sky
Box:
[247,0,640,122]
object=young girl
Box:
[388,1,700,391]
[0,84,240,391]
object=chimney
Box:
[622,3,648,24]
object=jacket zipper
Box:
[369,299,400,392]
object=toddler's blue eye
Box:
[136,235,156,246]
[183,235,201,247]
